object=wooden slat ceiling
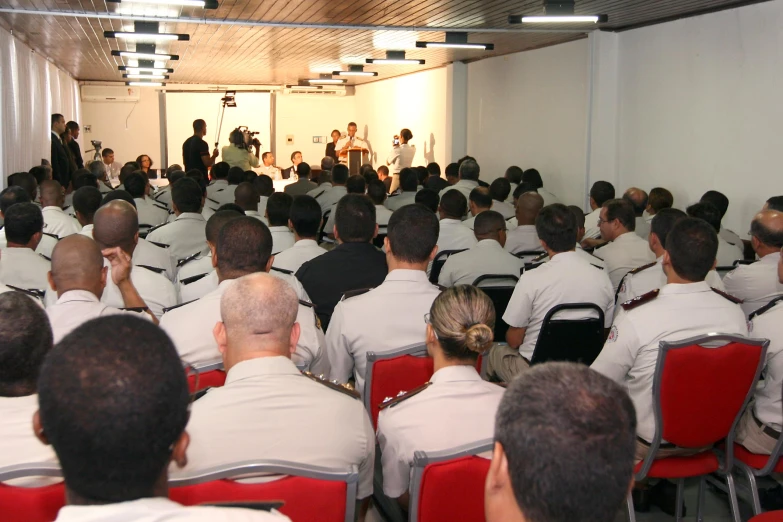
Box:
[0,0,768,85]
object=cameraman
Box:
[386,128,415,193]
[221,128,261,171]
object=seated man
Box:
[724,210,783,316]
[439,211,523,287]
[297,195,388,330]
[504,166,523,203]
[414,188,439,214]
[462,187,492,230]
[146,178,208,263]
[327,204,442,394]
[0,203,51,293]
[253,174,274,218]
[583,180,615,241]
[272,196,327,274]
[644,187,673,226]
[73,186,102,237]
[266,192,295,254]
[567,205,605,268]
[36,315,289,521]
[624,187,650,240]
[0,186,59,259]
[439,159,480,202]
[368,180,393,230]
[687,202,743,267]
[593,198,656,291]
[701,190,742,247]
[124,172,169,228]
[385,168,419,212]
[522,168,559,207]
[592,218,747,465]
[0,293,58,486]
[316,164,348,215]
[325,175,367,239]
[174,272,374,509]
[39,180,80,238]
[489,178,514,220]
[487,204,614,382]
[435,190,476,253]
[152,168,184,210]
[234,181,264,222]
[485,362,636,522]
[504,191,544,255]
[284,161,317,196]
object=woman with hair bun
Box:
[376,285,506,510]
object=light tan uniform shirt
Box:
[723,252,783,317]
[0,394,59,487]
[593,232,656,292]
[46,289,147,344]
[272,240,328,275]
[583,207,603,240]
[749,300,783,431]
[102,263,178,319]
[41,206,81,238]
[717,237,744,267]
[175,356,375,499]
[438,239,523,287]
[384,191,417,212]
[316,186,347,215]
[436,219,477,253]
[377,366,504,498]
[503,225,542,254]
[492,199,515,220]
[269,226,295,255]
[134,197,169,228]
[0,247,51,291]
[616,257,725,308]
[146,212,208,264]
[438,179,479,203]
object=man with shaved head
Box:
[233,181,264,222]
[724,210,783,316]
[623,187,650,239]
[504,191,544,255]
[462,186,493,230]
[175,272,376,513]
[92,200,177,318]
[46,235,154,343]
[39,180,80,238]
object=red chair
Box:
[185,359,226,394]
[169,460,358,522]
[627,333,768,522]
[408,439,494,522]
[751,512,783,521]
[0,463,65,522]
[731,424,783,514]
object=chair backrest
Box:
[169,460,358,522]
[529,303,605,366]
[365,343,431,429]
[429,249,467,284]
[638,333,768,479]
[318,209,332,243]
[186,359,226,394]
[473,275,518,344]
[409,440,494,522]
[0,463,65,522]
[372,232,387,249]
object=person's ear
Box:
[383,236,391,254]
[426,323,437,345]
[289,322,301,355]
[428,244,439,262]
[210,244,218,269]
[33,411,49,446]
[100,266,108,288]
[133,232,139,246]
[172,202,180,215]
[712,258,718,271]
[373,223,379,239]
[265,255,275,273]
[171,430,190,468]
[47,272,56,293]
[485,442,510,494]
[662,250,672,268]
[288,219,294,230]
[333,225,340,242]
[213,321,227,356]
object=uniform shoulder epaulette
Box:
[39,253,51,261]
[42,232,60,241]
[298,299,314,308]
[341,287,372,301]
[153,203,168,212]
[313,190,327,200]
[162,299,197,314]
[712,287,743,304]
[302,371,360,399]
[146,222,170,235]
[387,193,399,198]
[206,197,220,205]
[120,306,150,313]
[590,263,605,270]
[62,205,71,212]
[137,264,166,275]
[621,289,660,311]
[628,262,657,276]
[378,382,432,411]
[750,295,783,320]
[6,285,45,299]
[532,252,548,263]
[181,273,209,285]
[147,240,170,249]
[177,251,203,267]
[271,266,293,275]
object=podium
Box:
[342,147,368,175]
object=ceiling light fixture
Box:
[112,50,179,60]
[333,65,378,77]
[305,74,346,85]
[123,73,169,79]
[105,31,189,41]
[126,81,165,86]
[119,65,174,73]
[366,50,424,65]
[416,32,494,50]
[106,0,218,9]
[509,1,607,24]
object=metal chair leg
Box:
[726,472,742,522]
[675,478,685,521]
[626,492,637,522]
[696,476,706,522]
[737,461,762,516]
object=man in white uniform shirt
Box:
[489,178,515,220]
[257,152,281,179]
[504,192,544,254]
[37,314,288,522]
[487,205,615,382]
[124,172,169,228]
[435,190,477,254]
[593,199,656,292]
[522,169,560,207]
[272,196,327,274]
[146,178,208,264]
[385,168,419,212]
[173,272,375,508]
[367,180,393,231]
[623,187,651,240]
[234,182,265,223]
[385,128,416,193]
[439,211,523,287]
[327,205,442,395]
[592,218,748,463]
[0,203,51,293]
[701,190,744,248]
[462,186,492,230]
[567,205,605,268]
[324,175,367,241]
[266,193,295,254]
[439,159,481,203]
[336,122,368,165]
[686,202,744,268]
[0,186,60,261]
[40,180,80,238]
[316,164,349,215]
[583,181,616,243]
[724,210,783,316]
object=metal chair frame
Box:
[364,342,428,415]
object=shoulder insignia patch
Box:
[177,251,202,267]
[181,273,209,285]
[379,382,432,410]
[621,289,660,311]
[6,285,45,299]
[749,295,783,320]
[162,299,197,314]
[42,232,60,241]
[39,253,51,261]
[120,306,149,313]
[532,252,548,263]
[298,299,314,309]
[628,262,657,276]
[341,287,372,301]
[302,371,360,399]
[271,266,293,275]
[137,264,166,275]
[147,240,170,249]
[712,287,743,304]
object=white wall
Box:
[467,40,589,206]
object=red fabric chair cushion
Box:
[370,355,434,429]
[416,456,490,522]
[0,482,65,522]
[634,452,720,479]
[170,475,347,522]
[750,511,783,521]
[733,443,783,472]
[187,369,227,394]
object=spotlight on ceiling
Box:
[509,0,608,23]
[416,32,494,50]
[106,0,218,9]
[332,65,378,77]
[366,50,424,65]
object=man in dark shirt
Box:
[182,119,219,177]
[296,194,388,330]
[66,121,84,169]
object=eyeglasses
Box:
[597,217,611,225]
[424,313,441,340]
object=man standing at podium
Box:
[336,122,368,165]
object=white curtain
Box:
[0,26,80,188]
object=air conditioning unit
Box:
[81,85,141,102]
[283,85,351,97]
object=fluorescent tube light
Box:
[333,70,378,77]
[366,51,424,66]
[119,66,174,73]
[416,42,493,50]
[112,50,178,60]
[126,81,165,86]
[306,78,347,85]
[105,31,189,41]
[107,0,217,8]
[509,14,608,23]
[123,73,168,79]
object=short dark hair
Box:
[415,189,439,213]
[102,148,114,158]
[459,159,480,181]
[505,166,524,184]
[51,114,64,127]
[426,162,441,177]
[28,166,49,184]
[298,162,311,180]
[387,205,439,263]
[650,207,686,247]
[700,190,729,219]
[567,205,585,229]
[227,166,245,185]
[10,172,37,200]
[320,157,334,172]
[123,172,147,199]
[172,178,203,213]
[38,315,189,503]
[193,119,206,132]
[364,170,380,186]
[490,178,511,202]
[101,190,136,209]
[167,170,185,185]
[73,173,98,190]
[445,163,459,179]
[495,362,636,522]
[590,181,615,207]
[469,187,493,210]
[513,182,539,200]
[0,292,52,396]
[666,217,719,281]
[367,181,387,205]
[400,128,413,141]
[767,196,783,212]
[253,174,274,197]
[211,162,230,180]
[648,188,674,213]
[216,216,273,278]
[474,210,506,238]
[289,195,321,238]
[346,175,366,195]
[216,203,244,214]
[5,203,43,244]
[399,168,418,192]
[686,202,721,233]
[332,164,350,185]
[335,194,376,243]
[751,215,783,249]
[603,199,636,231]
[291,151,301,162]
[415,166,429,186]
[73,187,103,221]
[536,204,576,253]
[66,121,79,131]
[522,168,543,189]
[0,186,31,215]
[440,189,467,219]
[266,192,293,227]
[206,209,243,244]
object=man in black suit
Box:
[284,161,318,196]
[66,121,84,169]
[282,151,303,180]
[50,114,71,189]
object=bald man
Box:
[46,235,154,343]
[92,201,177,318]
[623,187,650,240]
[504,192,544,255]
[39,180,80,238]
[175,272,376,509]
[724,210,783,316]
[234,182,265,223]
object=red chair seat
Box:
[416,456,490,522]
[634,451,719,479]
[733,443,783,472]
[0,482,66,522]
[370,355,434,429]
[187,369,226,394]
[750,511,783,521]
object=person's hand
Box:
[211,148,219,158]
[102,247,132,285]
[251,138,261,148]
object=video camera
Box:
[87,139,103,162]
[235,126,261,148]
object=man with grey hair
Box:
[439,158,481,202]
[88,160,113,193]
[174,272,376,513]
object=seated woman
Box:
[222,128,261,171]
[376,285,505,510]
[136,154,157,178]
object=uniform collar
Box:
[2,247,36,257]
[336,241,378,252]
[385,269,430,283]
[440,218,463,225]
[456,180,479,189]
[475,239,503,251]
[81,224,94,233]
[319,183,333,189]
[514,224,536,231]
[269,226,290,232]
[659,281,711,295]
[430,365,482,383]
[330,186,347,193]
[226,356,300,385]
[57,289,100,304]
[548,251,580,264]
[211,180,228,186]
[245,210,260,217]
[294,239,318,248]
[42,206,65,214]
[613,231,639,243]
[761,251,780,264]
[176,212,206,222]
